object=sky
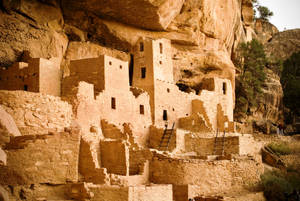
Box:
[258,0,300,31]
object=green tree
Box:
[234,39,267,118]
[257,6,274,21]
[281,51,300,123]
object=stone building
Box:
[0,58,61,96]
[132,37,234,131]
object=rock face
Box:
[0,0,253,91]
[254,19,279,44]
[265,29,300,60]
[62,0,185,31]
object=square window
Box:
[159,43,163,54]
[141,67,146,78]
[140,105,144,115]
[111,97,116,109]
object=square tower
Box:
[132,37,173,123]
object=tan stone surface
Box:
[254,19,279,44]
[62,0,185,31]
[0,105,21,138]
[150,154,264,195]
[79,139,108,184]
[0,147,6,166]
[0,185,9,201]
[0,90,73,135]
[265,28,300,60]
[0,130,80,185]
[100,140,128,176]
[0,11,68,67]
[0,58,61,96]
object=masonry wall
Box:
[0,130,80,185]
[150,154,264,195]
[0,58,61,96]
[128,185,173,201]
[0,61,39,92]
[100,140,128,176]
[184,135,240,156]
[90,186,129,201]
[39,58,61,96]
[0,90,73,135]
[62,57,105,95]
[149,126,176,151]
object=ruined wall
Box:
[149,126,177,151]
[150,154,263,195]
[0,90,73,135]
[0,130,80,185]
[0,62,39,93]
[128,185,173,201]
[0,58,61,96]
[100,140,128,176]
[39,58,61,96]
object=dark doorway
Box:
[163,110,168,121]
[111,97,116,109]
[129,54,134,86]
[141,67,146,78]
[24,85,28,91]
[140,105,144,115]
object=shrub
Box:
[267,142,292,155]
[261,169,300,201]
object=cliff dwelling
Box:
[1,0,297,200]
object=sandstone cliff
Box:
[0,0,255,90]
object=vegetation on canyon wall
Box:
[234,39,267,119]
[281,51,300,124]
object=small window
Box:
[159,61,162,64]
[24,85,28,91]
[141,67,146,78]
[159,43,163,54]
[167,88,170,93]
[222,82,227,95]
[140,105,144,115]
[111,97,116,109]
[120,65,122,69]
[140,42,144,52]
[163,110,168,121]
[109,61,112,65]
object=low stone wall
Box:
[90,184,173,201]
[129,184,173,201]
[0,129,80,185]
[0,90,73,135]
[184,134,260,156]
[150,154,264,195]
[185,135,239,156]
[149,126,176,151]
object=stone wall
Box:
[100,140,128,176]
[0,130,80,185]
[0,58,61,96]
[129,184,173,201]
[0,90,73,135]
[184,134,260,156]
[149,126,176,151]
[150,154,263,195]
